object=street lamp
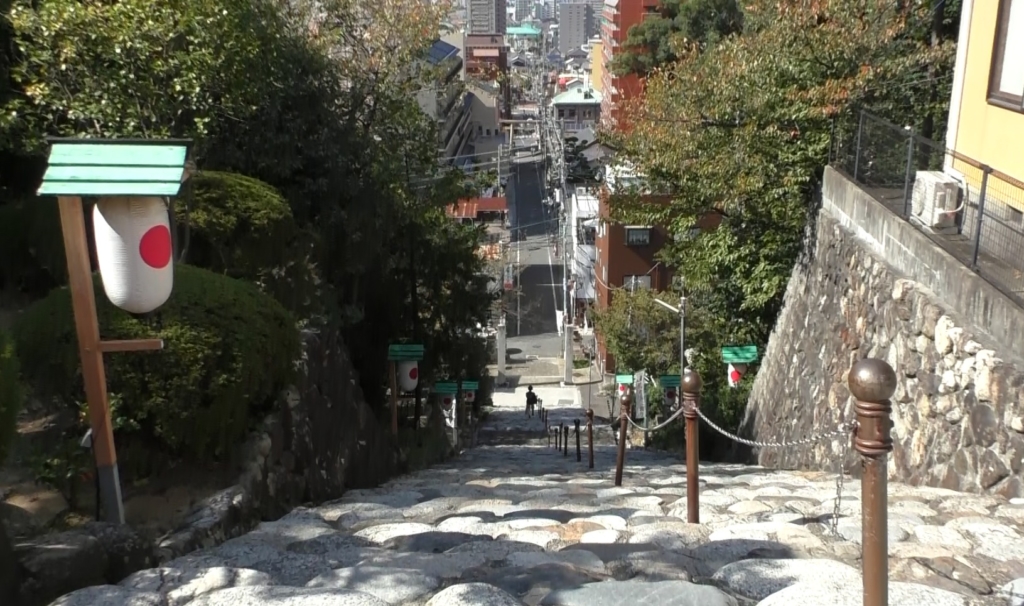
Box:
[652,286,687,373]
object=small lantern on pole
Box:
[37,138,195,524]
[387,344,425,436]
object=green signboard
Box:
[722,345,758,364]
[462,381,480,391]
[659,375,681,388]
[388,343,425,361]
[615,374,634,385]
[434,382,459,395]
[39,139,192,197]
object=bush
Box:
[178,171,327,322]
[0,196,67,296]
[12,264,300,461]
[0,327,24,464]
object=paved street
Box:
[56,383,1024,606]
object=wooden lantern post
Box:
[37,138,194,524]
[387,344,425,436]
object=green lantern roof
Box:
[38,138,192,197]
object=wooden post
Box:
[575,419,581,461]
[388,360,399,436]
[849,359,897,606]
[586,409,594,469]
[682,369,702,524]
[57,196,124,524]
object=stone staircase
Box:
[48,387,1024,606]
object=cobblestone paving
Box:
[53,388,1024,606]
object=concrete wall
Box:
[743,167,1024,497]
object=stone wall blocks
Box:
[747,211,1024,498]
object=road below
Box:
[55,383,1024,606]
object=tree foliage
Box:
[609,0,744,77]
[604,0,959,431]
[1,0,498,442]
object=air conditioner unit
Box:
[911,171,960,230]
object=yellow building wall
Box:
[590,42,605,93]
[953,0,1024,196]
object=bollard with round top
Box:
[681,368,702,524]
[563,425,569,457]
[848,358,896,606]
[575,419,581,461]
[614,386,632,486]
[586,409,594,469]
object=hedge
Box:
[12,263,300,460]
[177,171,324,320]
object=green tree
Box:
[605,1,958,431]
[609,0,744,77]
[595,288,680,377]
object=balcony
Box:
[832,109,1024,306]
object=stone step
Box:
[51,442,1024,606]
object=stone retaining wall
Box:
[12,329,447,605]
[743,176,1024,498]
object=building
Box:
[947,0,1023,180]
[416,39,473,162]
[466,81,505,159]
[936,0,1024,282]
[559,2,592,55]
[467,0,506,34]
[600,0,658,126]
[507,23,542,52]
[514,0,531,23]
[550,86,602,138]
[589,38,604,93]
[464,34,512,114]
[569,187,599,323]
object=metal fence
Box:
[831,110,1024,305]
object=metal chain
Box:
[693,407,855,538]
[694,407,856,448]
[831,435,850,538]
[625,406,687,432]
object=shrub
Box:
[0,328,24,464]
[0,196,67,296]
[178,171,326,322]
[12,264,300,461]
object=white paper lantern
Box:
[464,391,475,403]
[397,360,419,392]
[92,196,174,314]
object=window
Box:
[989,0,1024,111]
[625,226,651,246]
[485,128,491,136]
[622,275,652,290]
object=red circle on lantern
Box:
[408,367,419,380]
[443,397,451,405]
[730,368,742,383]
[139,225,172,269]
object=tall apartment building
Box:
[468,0,507,34]
[558,1,591,55]
[600,0,657,126]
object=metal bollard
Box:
[563,425,569,457]
[614,387,632,486]
[556,424,561,450]
[586,409,594,469]
[849,358,896,606]
[682,368,701,524]
[575,419,581,461]
[547,427,551,448]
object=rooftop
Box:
[507,24,541,36]
[550,87,602,106]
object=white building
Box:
[550,86,602,139]
[570,186,599,321]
